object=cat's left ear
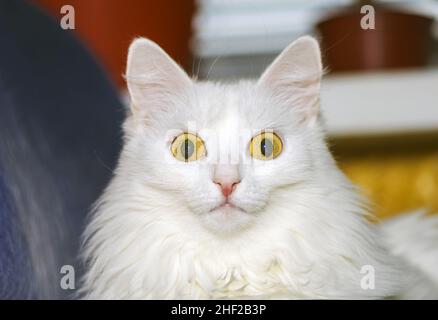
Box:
[258,36,323,127]
[125,38,192,116]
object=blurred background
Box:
[0,0,437,299]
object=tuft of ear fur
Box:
[125,38,192,115]
[258,36,323,126]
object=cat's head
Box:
[123,36,326,234]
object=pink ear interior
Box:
[125,38,192,115]
[257,36,323,126]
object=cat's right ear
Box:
[125,38,192,116]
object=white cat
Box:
[81,36,438,299]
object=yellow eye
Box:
[171,133,206,162]
[249,131,283,160]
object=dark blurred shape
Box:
[33,0,195,88]
[0,176,35,299]
[0,0,124,299]
[317,6,433,72]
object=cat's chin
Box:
[200,203,254,234]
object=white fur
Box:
[380,211,438,299]
[80,37,438,299]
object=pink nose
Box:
[214,180,240,197]
[213,165,241,197]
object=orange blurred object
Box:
[33,0,195,88]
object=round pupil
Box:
[260,138,273,157]
[181,138,195,159]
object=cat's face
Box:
[124,37,323,234]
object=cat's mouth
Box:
[202,200,253,233]
[209,201,247,214]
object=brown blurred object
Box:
[33,0,195,88]
[317,6,433,72]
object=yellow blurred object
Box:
[330,133,438,219]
